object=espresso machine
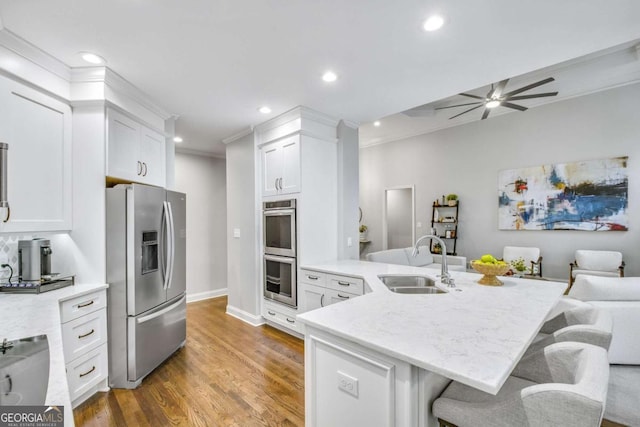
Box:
[1,238,73,293]
[18,238,52,282]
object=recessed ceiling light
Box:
[322,71,338,83]
[173,136,183,143]
[80,52,106,65]
[423,15,445,32]
[258,106,272,114]
[486,100,501,109]
[373,121,381,127]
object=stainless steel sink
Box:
[389,286,446,294]
[378,275,446,294]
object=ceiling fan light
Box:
[486,100,501,109]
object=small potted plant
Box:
[432,242,442,254]
[359,224,368,241]
[446,194,458,206]
[510,257,528,277]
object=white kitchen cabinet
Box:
[107,108,166,187]
[60,289,108,408]
[263,299,302,335]
[298,269,363,314]
[261,135,300,197]
[0,74,72,232]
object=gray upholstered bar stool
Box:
[524,305,613,357]
[433,342,610,427]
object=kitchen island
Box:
[0,283,108,427]
[297,260,566,427]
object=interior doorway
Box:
[382,186,415,250]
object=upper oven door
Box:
[264,208,296,257]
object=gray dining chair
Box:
[433,342,609,427]
[524,305,612,356]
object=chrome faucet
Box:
[412,234,455,287]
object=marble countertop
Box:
[297,260,566,394]
[0,283,108,426]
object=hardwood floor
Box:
[74,297,305,426]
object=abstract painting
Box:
[498,157,628,231]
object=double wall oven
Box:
[263,199,297,307]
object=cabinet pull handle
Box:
[338,281,350,286]
[278,177,283,190]
[142,162,148,176]
[267,310,276,316]
[337,293,349,299]
[274,178,279,191]
[77,300,94,308]
[286,317,295,323]
[78,329,95,339]
[79,366,96,378]
[320,294,324,307]
[137,161,142,175]
[308,275,319,280]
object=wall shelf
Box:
[431,202,459,255]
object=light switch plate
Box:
[233,228,241,238]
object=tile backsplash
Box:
[0,234,32,282]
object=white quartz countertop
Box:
[0,283,108,426]
[297,260,566,394]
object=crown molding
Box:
[254,105,341,135]
[176,146,226,159]
[0,29,70,81]
[222,126,254,145]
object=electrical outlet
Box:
[0,253,7,266]
[233,228,241,239]
[347,237,353,247]
[417,221,422,228]
[337,371,358,397]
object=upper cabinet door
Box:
[140,126,166,187]
[280,136,300,194]
[262,140,283,197]
[107,109,166,187]
[261,135,300,198]
[107,109,140,182]
[0,76,72,232]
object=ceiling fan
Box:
[436,77,558,120]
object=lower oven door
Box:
[264,254,297,307]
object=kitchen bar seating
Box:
[523,305,613,356]
[433,342,610,427]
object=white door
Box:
[299,283,325,313]
[280,135,300,194]
[0,76,72,232]
[262,141,282,197]
[140,126,166,187]
[107,109,140,182]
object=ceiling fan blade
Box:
[507,92,558,101]
[488,79,510,99]
[435,101,483,110]
[502,77,555,97]
[481,108,491,120]
[449,104,484,119]
[459,93,485,100]
[501,102,528,111]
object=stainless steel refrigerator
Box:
[106,183,187,389]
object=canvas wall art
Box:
[498,157,628,231]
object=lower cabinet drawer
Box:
[62,309,107,363]
[325,288,359,305]
[263,302,300,333]
[327,274,364,295]
[66,344,108,402]
[60,290,107,323]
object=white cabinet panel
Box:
[107,109,139,182]
[106,108,166,187]
[325,288,358,305]
[298,270,363,314]
[299,282,325,312]
[0,76,72,232]
[140,126,166,187]
[261,135,300,197]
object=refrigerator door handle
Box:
[167,201,176,289]
[162,201,171,290]
[136,295,186,324]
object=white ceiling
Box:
[0,1,639,156]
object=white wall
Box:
[175,152,227,301]
[337,121,360,260]
[225,133,261,323]
[360,83,640,280]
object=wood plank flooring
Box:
[74,297,305,426]
[74,296,628,427]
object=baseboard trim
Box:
[187,288,227,303]
[226,304,265,327]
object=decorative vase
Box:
[359,231,368,241]
[448,200,457,206]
